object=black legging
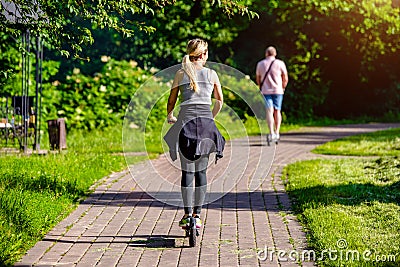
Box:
[180,154,209,215]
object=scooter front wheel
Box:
[189,227,196,247]
[188,217,197,247]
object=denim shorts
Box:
[263,94,283,110]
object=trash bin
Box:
[47,118,67,150]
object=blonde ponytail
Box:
[182,38,208,93]
[182,55,199,92]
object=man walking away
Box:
[256,46,288,143]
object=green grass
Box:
[284,129,400,266]
[312,128,400,156]
[0,126,149,266]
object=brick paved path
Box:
[15,123,400,267]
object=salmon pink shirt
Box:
[256,56,287,95]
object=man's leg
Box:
[274,109,282,136]
[266,107,275,136]
[264,95,276,141]
[272,94,283,139]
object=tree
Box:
[0,0,257,58]
[0,0,257,85]
[276,0,400,117]
[231,0,400,118]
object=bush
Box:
[42,59,154,130]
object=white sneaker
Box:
[276,133,280,140]
[271,133,277,141]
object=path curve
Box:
[15,123,400,267]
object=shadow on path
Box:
[42,235,183,248]
[80,190,288,211]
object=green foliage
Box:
[0,32,20,87]
[2,58,60,97]
[3,0,398,121]
[230,0,400,118]
[42,59,153,130]
[0,0,257,60]
[219,71,263,120]
[273,0,400,117]
[272,0,400,65]
[60,0,258,71]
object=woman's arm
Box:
[211,70,223,118]
[167,87,179,123]
[167,71,182,123]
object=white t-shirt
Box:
[180,67,216,106]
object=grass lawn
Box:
[0,126,147,266]
[312,128,400,156]
[283,128,400,266]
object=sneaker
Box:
[194,215,202,229]
[276,133,280,141]
[179,216,190,227]
[271,133,277,141]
